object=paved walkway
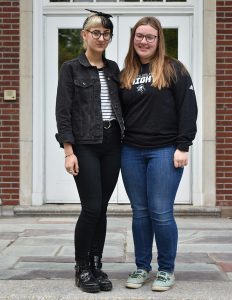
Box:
[0,215,232,299]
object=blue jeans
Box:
[121,145,184,273]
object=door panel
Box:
[45,17,85,203]
[45,16,118,203]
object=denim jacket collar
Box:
[78,53,109,68]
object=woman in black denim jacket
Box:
[55,10,124,293]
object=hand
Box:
[173,149,188,168]
[65,154,79,176]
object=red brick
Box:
[216,0,232,206]
[4,18,19,24]
[2,200,19,206]
[3,7,19,13]
[0,0,19,206]
[217,1,225,5]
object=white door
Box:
[44,15,192,204]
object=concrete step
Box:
[12,204,222,217]
[0,279,231,300]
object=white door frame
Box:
[44,15,192,204]
[32,0,203,206]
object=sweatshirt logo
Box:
[137,84,146,94]
[133,72,152,95]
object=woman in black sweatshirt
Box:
[120,16,197,292]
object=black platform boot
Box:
[90,255,113,291]
[75,261,100,293]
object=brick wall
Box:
[0,1,231,207]
[0,0,20,206]
[216,1,232,206]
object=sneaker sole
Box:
[152,284,173,292]
[125,282,144,289]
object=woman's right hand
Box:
[65,154,79,176]
[64,143,79,176]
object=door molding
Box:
[32,0,44,205]
[43,6,194,16]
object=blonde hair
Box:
[82,14,113,50]
[120,16,186,90]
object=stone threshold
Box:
[9,204,222,217]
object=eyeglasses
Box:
[135,33,158,43]
[86,30,112,41]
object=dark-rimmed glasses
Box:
[86,30,112,41]
[135,33,158,43]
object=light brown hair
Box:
[120,16,186,90]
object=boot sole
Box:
[100,283,113,291]
[81,287,100,293]
[76,282,100,293]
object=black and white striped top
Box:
[98,69,116,121]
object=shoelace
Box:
[130,271,146,279]
[157,272,170,282]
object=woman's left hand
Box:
[173,149,188,168]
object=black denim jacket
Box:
[55,53,124,147]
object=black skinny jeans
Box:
[73,121,121,262]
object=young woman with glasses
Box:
[120,16,198,292]
[55,10,124,293]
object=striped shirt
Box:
[98,69,116,121]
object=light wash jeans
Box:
[121,145,184,273]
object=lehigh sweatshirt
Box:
[120,61,198,151]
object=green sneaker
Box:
[152,271,175,291]
[125,269,148,289]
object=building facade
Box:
[0,0,231,215]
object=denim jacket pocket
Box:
[74,79,93,88]
[73,78,95,104]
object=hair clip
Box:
[85,9,113,19]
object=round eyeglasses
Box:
[135,33,158,43]
[86,30,112,41]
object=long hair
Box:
[120,16,185,90]
[82,14,113,50]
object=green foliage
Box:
[164,28,178,59]
[59,29,83,69]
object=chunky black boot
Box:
[75,261,100,293]
[90,256,113,291]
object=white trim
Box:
[43,0,194,4]
[43,5,194,16]
[32,0,45,205]
[192,0,203,205]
